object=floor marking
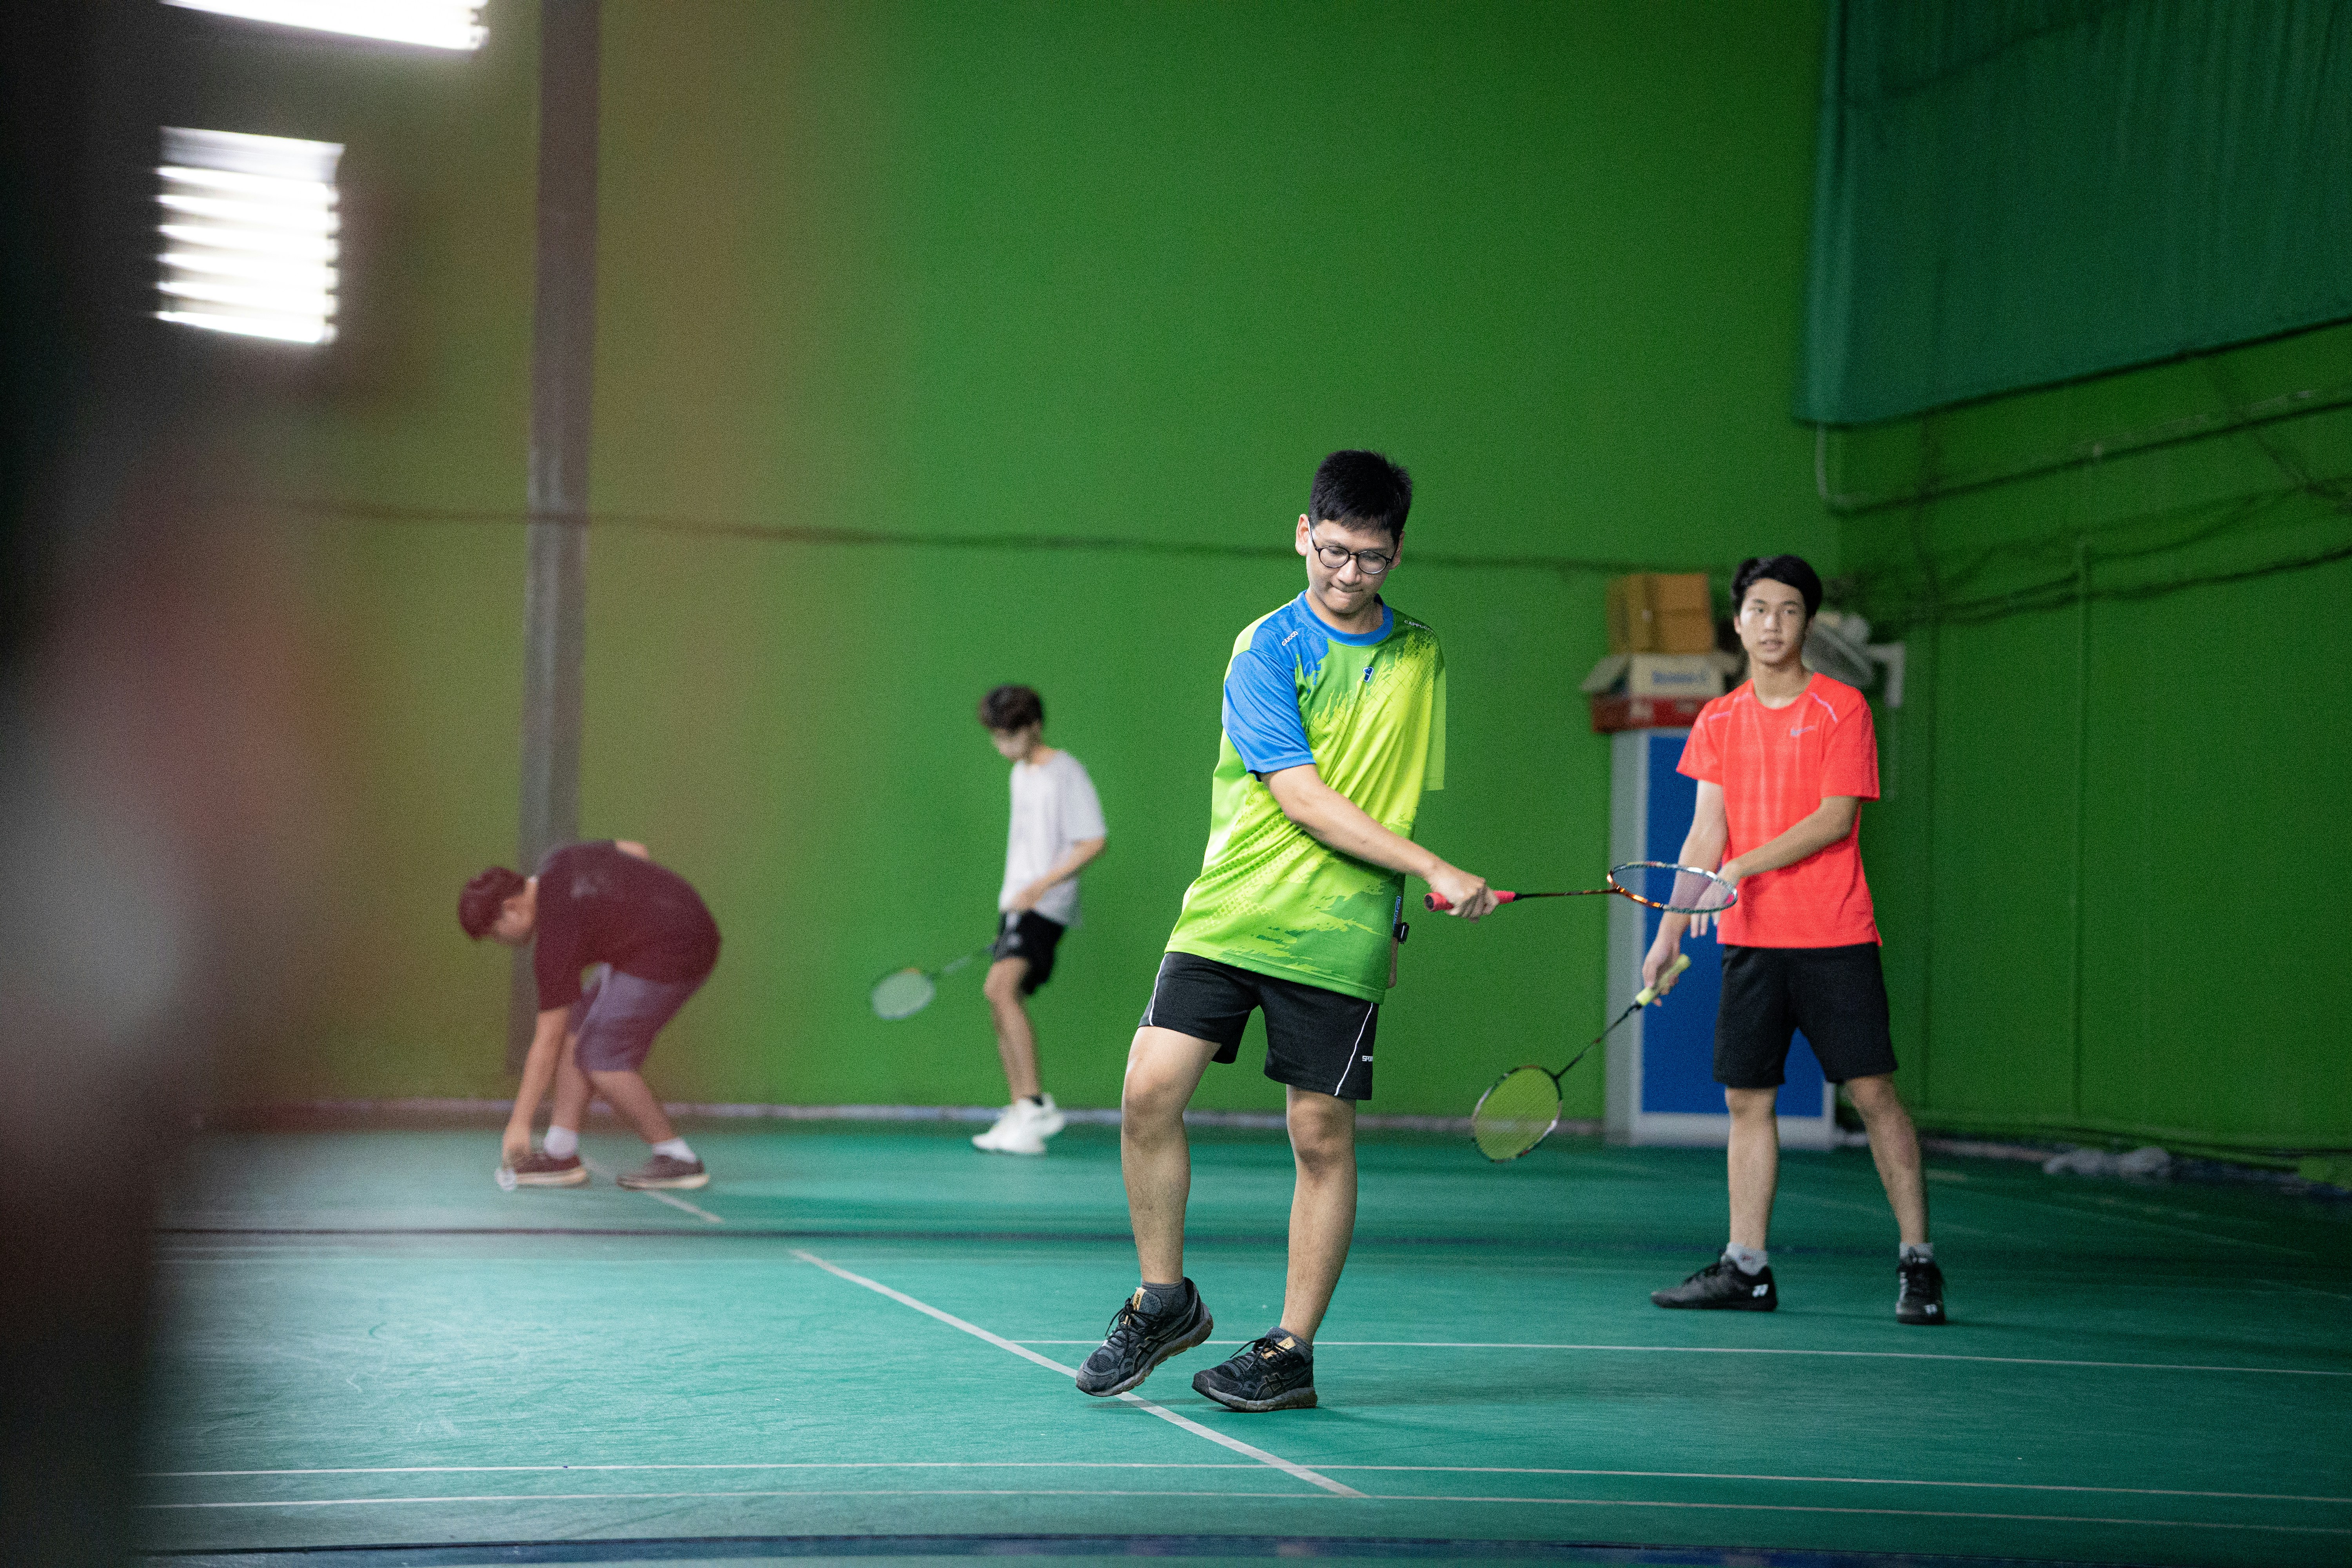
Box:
[580,1159,723,1224]
[1363,1495,2352,1535]
[149,1463,1268,1476]
[1958,1184,2318,1258]
[1779,1190,1993,1237]
[788,1249,1363,1499]
[145,1489,1319,1510]
[137,1489,2352,1534]
[139,1462,2351,1504]
[1316,1468,2352,1504]
[1008,1340,2350,1376]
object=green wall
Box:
[1831,321,2352,1161]
[183,1,1833,1118]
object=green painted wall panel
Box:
[1838,323,2352,1156]
[188,1,1833,1117]
[1917,613,2081,1121]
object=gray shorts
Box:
[568,965,705,1073]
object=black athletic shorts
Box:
[993,911,1066,994]
[1139,951,1379,1101]
[1715,942,1898,1089]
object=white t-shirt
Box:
[999,749,1106,927]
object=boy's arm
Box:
[1263,764,1495,918]
[503,1006,572,1165]
[1005,837,1107,911]
[1722,798,1859,884]
[1641,789,1864,989]
[1643,782,1729,989]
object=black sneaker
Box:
[1651,1257,1777,1310]
[617,1154,709,1190]
[1897,1256,1947,1325]
[509,1150,588,1187]
[1192,1330,1317,1412]
[1075,1281,1214,1397]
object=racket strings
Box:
[1609,859,1737,914]
[1470,1066,1562,1162]
[869,967,936,1021]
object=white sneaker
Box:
[972,1095,1063,1156]
[1028,1093,1067,1139]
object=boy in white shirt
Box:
[974,685,1107,1154]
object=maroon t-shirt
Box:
[531,842,720,1009]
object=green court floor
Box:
[142,1124,2352,1568]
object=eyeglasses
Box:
[1309,534,1394,577]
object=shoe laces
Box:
[1101,1288,1170,1350]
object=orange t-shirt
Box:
[1676,674,1880,948]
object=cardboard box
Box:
[1579,652,1741,700]
[1590,695,1708,733]
[1606,572,1715,653]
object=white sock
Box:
[541,1125,579,1159]
[1724,1243,1769,1275]
[1900,1241,1935,1262]
[651,1136,695,1163]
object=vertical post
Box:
[511,0,599,1069]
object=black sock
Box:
[1140,1279,1186,1310]
[1022,1095,1046,1108]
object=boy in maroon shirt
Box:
[1643,555,1944,1325]
[460,839,719,1190]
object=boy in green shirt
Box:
[1075,450,1497,1412]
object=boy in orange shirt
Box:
[1642,555,1944,1325]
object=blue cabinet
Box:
[1602,729,1835,1148]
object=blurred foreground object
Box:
[2,5,333,1561]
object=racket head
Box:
[1470,1066,1564,1162]
[869,966,937,1020]
[1607,860,1738,915]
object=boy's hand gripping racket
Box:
[1426,860,1738,917]
[1470,953,1690,1162]
[870,941,995,1020]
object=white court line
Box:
[147,1489,1310,1511]
[1956,1185,2316,1259]
[137,1462,2351,1504]
[149,1463,1265,1477]
[138,1488,2352,1534]
[1007,1340,2350,1376]
[580,1158,722,1224]
[1368,1495,2352,1536]
[789,1249,1363,1499]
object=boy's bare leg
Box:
[1846,1073,1929,1244]
[549,1033,593,1135]
[1279,1087,1357,1340]
[983,956,1042,1100]
[1725,1086,1781,1250]
[1120,1026,1221,1282]
[585,1068,679,1147]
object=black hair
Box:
[1308,449,1413,546]
[459,866,527,939]
[1731,554,1823,619]
[978,684,1044,732]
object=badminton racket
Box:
[1470,952,1690,1162]
[1426,860,1736,916]
[870,940,995,1020]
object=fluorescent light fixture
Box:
[161,0,485,51]
[156,128,343,346]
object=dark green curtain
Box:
[1798,0,2352,426]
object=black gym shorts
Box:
[1139,951,1379,1101]
[992,911,1066,994]
[1715,942,1898,1088]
